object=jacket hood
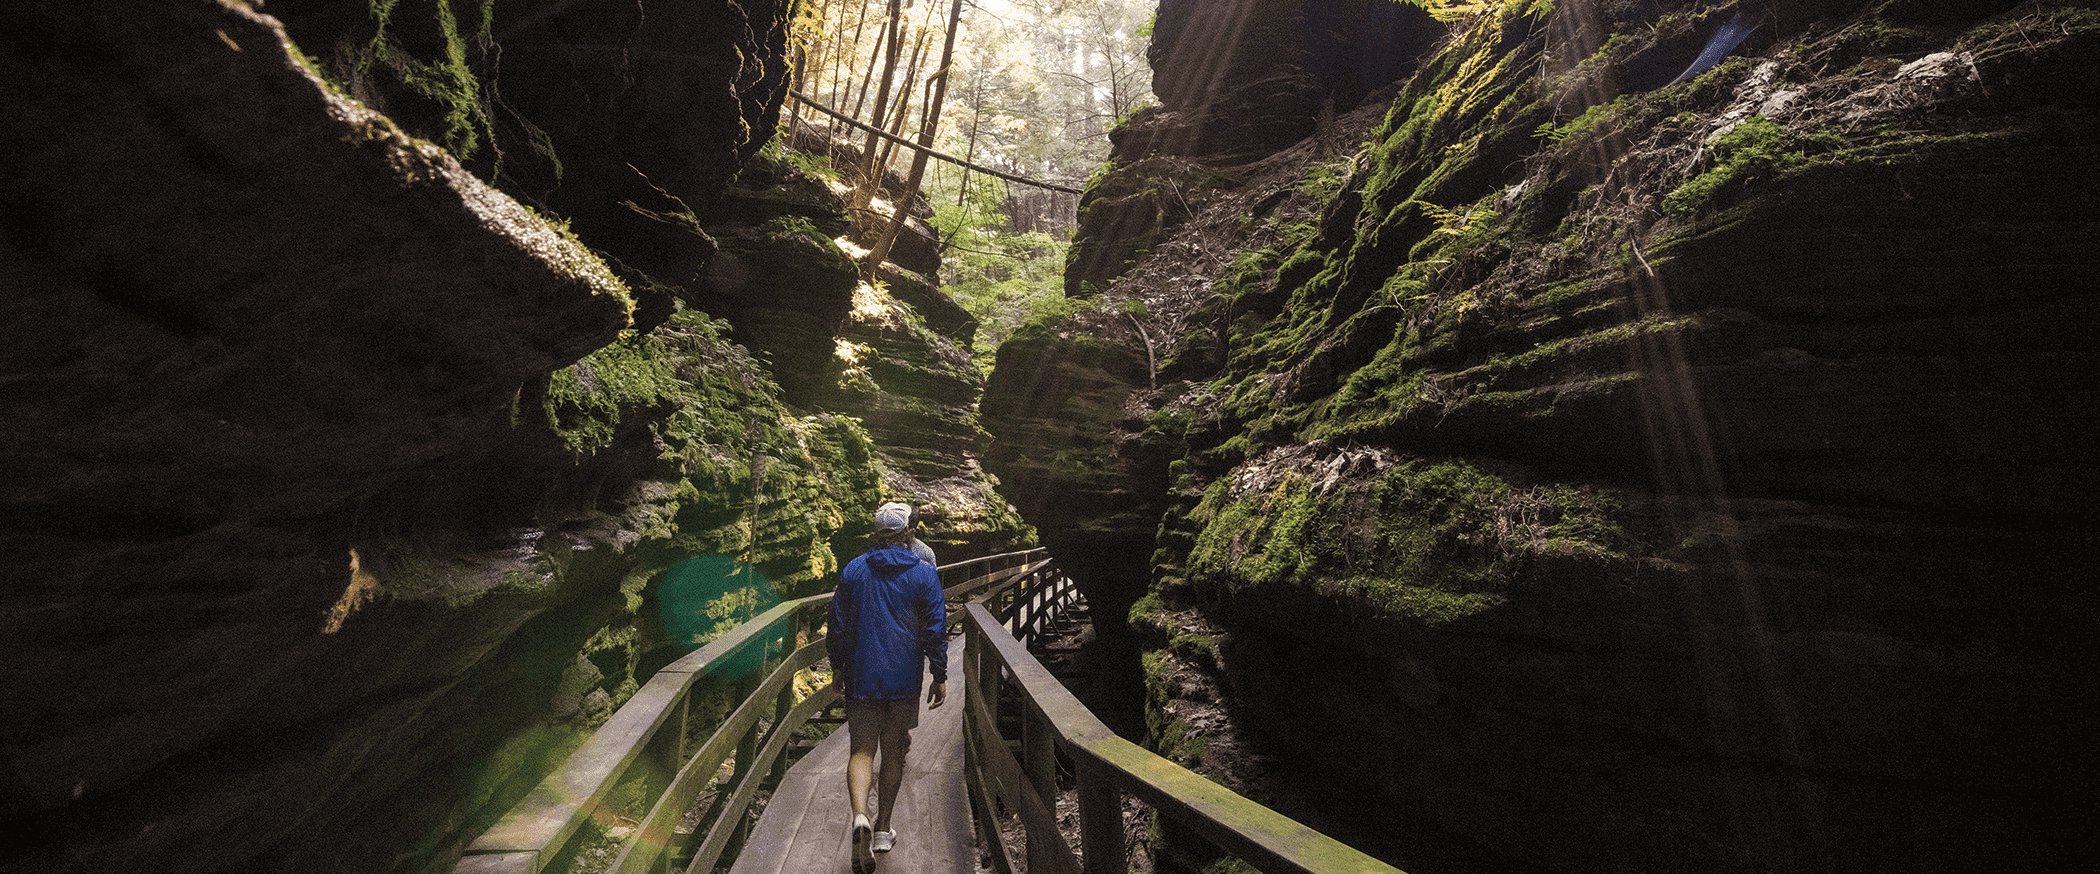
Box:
[866,543,921,573]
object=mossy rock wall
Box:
[984,1,2097,871]
[3,2,1026,872]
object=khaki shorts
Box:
[844,697,920,745]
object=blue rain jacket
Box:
[828,544,947,702]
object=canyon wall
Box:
[982,1,2096,872]
[1,2,1021,872]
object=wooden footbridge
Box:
[454,549,1403,874]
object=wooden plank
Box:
[726,767,826,874]
[725,638,972,874]
[686,683,843,873]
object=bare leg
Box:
[873,716,912,832]
[847,724,881,820]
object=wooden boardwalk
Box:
[728,638,974,874]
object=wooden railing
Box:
[454,548,1047,874]
[960,603,1408,874]
[455,545,1400,874]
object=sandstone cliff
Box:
[2,2,1021,872]
[982,1,2096,872]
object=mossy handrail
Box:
[453,548,1048,874]
[961,600,1408,874]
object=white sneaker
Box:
[872,829,897,853]
[851,814,874,873]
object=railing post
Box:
[1076,760,1124,874]
[771,615,800,786]
[1025,570,1037,643]
[976,621,1001,733]
[729,670,761,856]
[1019,570,1037,643]
[652,690,688,820]
[1022,707,1058,873]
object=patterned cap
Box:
[873,502,913,536]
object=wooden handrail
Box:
[791,93,1086,194]
[943,559,1048,604]
[938,547,1048,591]
[454,548,1049,874]
[961,601,1407,874]
[458,595,827,873]
[608,633,840,874]
[455,545,1397,874]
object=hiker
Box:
[906,505,938,568]
[828,501,948,873]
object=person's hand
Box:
[927,680,947,709]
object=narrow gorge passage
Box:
[5,3,2093,874]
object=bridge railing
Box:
[454,548,1047,874]
[960,602,1407,874]
[456,544,1397,874]
[940,550,1077,647]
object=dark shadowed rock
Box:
[2,0,633,537]
[4,3,1026,873]
[983,2,2100,872]
[2,2,644,871]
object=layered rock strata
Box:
[982,1,2096,872]
[3,1,1022,872]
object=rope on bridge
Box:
[791,92,1086,195]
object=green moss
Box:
[1140,651,1207,767]
[1200,858,1262,874]
[532,305,884,605]
[1185,456,1628,625]
[760,131,838,181]
[542,333,684,455]
[1536,93,1632,145]
[361,0,500,161]
[1129,591,1171,639]
[1297,153,1359,206]
[1169,632,1218,670]
[1663,116,1844,216]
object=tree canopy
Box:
[789,0,1156,366]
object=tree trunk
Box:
[849,1,892,125]
[957,70,984,209]
[861,0,964,271]
[856,0,906,192]
[876,22,930,173]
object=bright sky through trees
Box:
[794,0,1153,218]
[789,0,1159,365]
[790,0,1155,367]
